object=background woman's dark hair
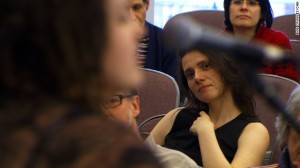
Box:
[178,47,256,116]
[0,0,107,111]
[35,116,162,168]
[223,0,273,32]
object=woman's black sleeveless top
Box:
[163,108,259,166]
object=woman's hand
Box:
[190,111,214,136]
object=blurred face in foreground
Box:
[102,0,143,90]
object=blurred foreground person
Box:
[0,0,162,167]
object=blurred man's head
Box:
[129,0,149,32]
[103,89,140,132]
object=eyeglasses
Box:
[231,0,260,6]
[103,94,136,109]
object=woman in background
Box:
[223,0,299,81]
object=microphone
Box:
[163,15,298,67]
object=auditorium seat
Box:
[273,14,300,41]
[164,10,224,31]
[255,74,299,164]
[291,40,300,57]
[137,68,180,138]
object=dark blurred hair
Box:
[34,116,161,168]
[0,0,107,111]
[223,0,273,32]
[0,101,162,168]
[178,47,256,116]
[129,88,138,96]
[0,0,163,167]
